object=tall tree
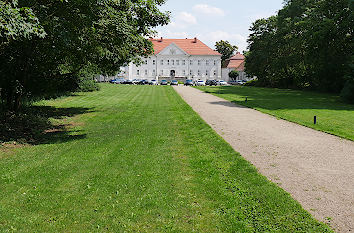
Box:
[245,0,353,96]
[215,40,238,63]
[0,0,170,111]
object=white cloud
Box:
[197,31,248,52]
[157,30,190,39]
[177,12,197,25]
[193,4,225,17]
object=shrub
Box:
[78,76,100,92]
[244,79,258,86]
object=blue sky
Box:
[155,0,284,52]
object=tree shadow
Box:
[202,86,354,111]
[0,105,92,145]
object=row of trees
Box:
[245,0,353,102]
[0,0,170,111]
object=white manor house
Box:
[125,37,222,81]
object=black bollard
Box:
[314,116,317,124]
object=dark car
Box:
[138,79,148,85]
[184,79,194,86]
[206,79,217,86]
[122,79,133,84]
[170,80,178,85]
[160,79,168,85]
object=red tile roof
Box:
[150,38,221,56]
[223,52,245,70]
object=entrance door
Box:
[170,70,175,79]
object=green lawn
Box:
[196,86,354,141]
[0,84,331,232]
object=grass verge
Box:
[0,84,332,232]
[195,86,354,141]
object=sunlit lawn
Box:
[196,85,354,141]
[0,84,331,232]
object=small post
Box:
[245,97,248,102]
[314,116,317,124]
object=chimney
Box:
[160,37,163,42]
[193,37,197,43]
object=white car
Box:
[217,80,227,85]
[236,80,246,85]
[150,79,158,85]
[195,80,206,86]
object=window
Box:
[206,70,208,76]
[153,60,156,65]
[176,60,179,65]
[182,60,186,65]
[214,70,217,76]
[167,60,170,65]
[172,60,174,65]
[190,60,193,65]
[214,60,216,65]
[153,70,156,75]
[183,70,186,76]
[160,70,164,75]
[145,70,148,75]
[198,70,201,76]
[137,70,140,75]
[144,60,148,65]
[198,60,201,66]
[206,60,209,66]
[190,70,193,75]
[161,60,164,65]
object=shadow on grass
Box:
[202,86,354,111]
[0,105,92,145]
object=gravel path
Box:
[174,86,354,232]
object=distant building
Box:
[221,52,249,81]
[125,37,222,81]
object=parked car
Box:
[149,79,158,85]
[170,80,178,86]
[138,79,148,85]
[160,79,168,85]
[228,80,238,85]
[217,80,227,86]
[236,80,246,85]
[206,79,217,86]
[132,79,141,85]
[122,79,133,84]
[184,79,194,86]
[195,80,206,86]
[109,78,125,84]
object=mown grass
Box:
[196,86,354,141]
[0,84,332,232]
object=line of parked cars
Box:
[109,78,179,85]
[109,78,247,86]
[186,79,228,86]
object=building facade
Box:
[221,52,249,81]
[125,38,222,81]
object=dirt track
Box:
[174,86,354,232]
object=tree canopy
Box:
[215,40,238,63]
[0,0,170,111]
[245,0,353,102]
